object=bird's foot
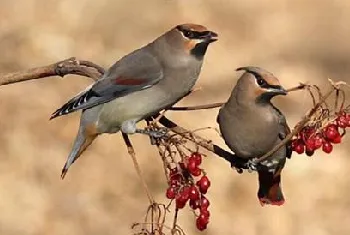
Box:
[136,127,168,139]
[245,158,258,172]
[260,159,279,173]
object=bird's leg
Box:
[145,117,158,145]
[122,119,168,139]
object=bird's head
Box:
[164,23,218,60]
[235,66,287,103]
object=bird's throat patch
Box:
[190,42,209,60]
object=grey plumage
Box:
[217,66,291,206]
[51,23,218,178]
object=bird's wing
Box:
[50,50,163,119]
[273,106,292,159]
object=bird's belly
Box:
[96,86,186,133]
[225,122,279,159]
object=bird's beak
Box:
[202,31,218,43]
[267,86,287,96]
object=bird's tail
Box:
[61,124,98,179]
[257,169,285,206]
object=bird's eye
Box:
[257,78,267,86]
[183,30,194,38]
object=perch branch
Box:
[156,115,248,169]
[0,57,103,85]
[0,58,312,171]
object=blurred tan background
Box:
[1,0,350,234]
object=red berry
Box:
[331,134,342,144]
[196,214,209,231]
[191,167,202,177]
[189,186,200,200]
[305,138,316,151]
[200,208,210,218]
[198,176,211,194]
[198,213,209,224]
[196,217,208,231]
[325,126,340,141]
[189,199,200,209]
[292,139,305,154]
[188,158,197,171]
[188,158,201,176]
[175,196,187,209]
[336,115,348,128]
[327,124,338,131]
[314,134,323,149]
[175,187,190,209]
[191,152,202,165]
[200,196,210,209]
[346,113,350,127]
[166,187,176,199]
[322,141,333,154]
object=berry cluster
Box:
[165,152,211,231]
[292,111,350,156]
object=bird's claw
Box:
[148,128,168,138]
[136,127,168,139]
[245,159,258,172]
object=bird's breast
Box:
[219,107,280,159]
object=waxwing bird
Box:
[51,23,218,178]
[217,66,292,206]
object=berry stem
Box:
[172,208,179,234]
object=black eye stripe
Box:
[247,71,280,89]
[176,26,210,39]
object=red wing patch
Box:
[115,77,147,85]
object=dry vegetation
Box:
[1,0,350,234]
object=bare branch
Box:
[168,83,307,111]
[168,103,224,111]
[0,57,103,86]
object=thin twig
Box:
[172,209,179,235]
[168,102,224,111]
[167,83,307,111]
[122,133,155,204]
